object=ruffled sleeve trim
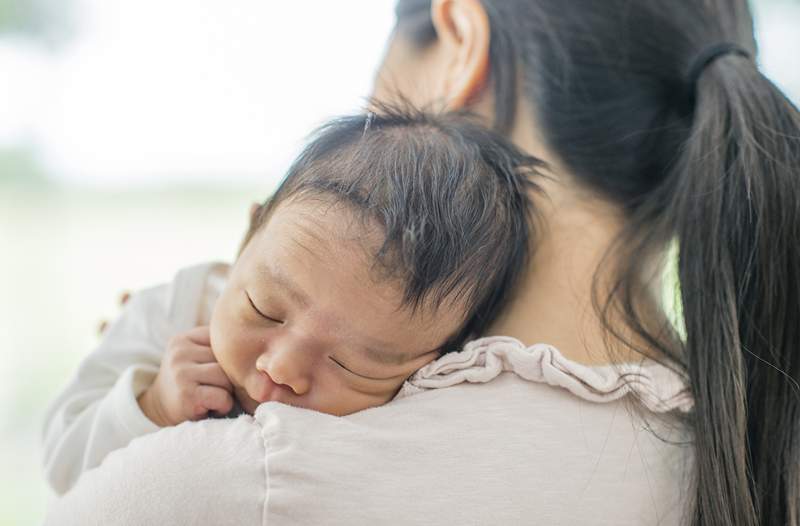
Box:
[395,336,694,413]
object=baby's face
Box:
[210,199,464,416]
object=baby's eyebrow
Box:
[259,263,310,309]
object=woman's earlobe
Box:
[430,0,491,109]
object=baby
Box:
[42,106,543,494]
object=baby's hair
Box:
[242,104,547,353]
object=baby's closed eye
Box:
[245,291,283,324]
[328,356,405,382]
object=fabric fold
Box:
[396,336,693,413]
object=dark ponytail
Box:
[667,55,800,525]
[395,0,800,524]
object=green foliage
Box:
[0,0,75,45]
[0,146,50,187]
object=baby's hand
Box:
[137,326,234,427]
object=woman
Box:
[45,1,799,525]
[378,1,798,523]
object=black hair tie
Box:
[686,42,752,92]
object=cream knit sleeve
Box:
[40,261,226,495]
[40,284,169,495]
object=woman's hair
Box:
[396,1,800,525]
[241,106,545,352]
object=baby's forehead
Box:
[246,200,462,354]
[268,197,382,257]
[253,198,464,318]
[253,197,409,302]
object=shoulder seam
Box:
[252,416,270,526]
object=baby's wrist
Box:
[137,387,171,427]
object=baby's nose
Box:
[256,346,312,396]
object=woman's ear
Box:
[430,0,490,109]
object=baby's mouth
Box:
[233,385,260,415]
[250,369,281,403]
[233,369,283,415]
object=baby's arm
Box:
[42,278,236,496]
[41,284,171,495]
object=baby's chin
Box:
[233,381,302,415]
[233,385,261,415]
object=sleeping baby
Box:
[42,106,544,494]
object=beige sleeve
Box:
[42,415,266,526]
[40,284,170,495]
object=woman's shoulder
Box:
[42,415,266,526]
[45,356,694,526]
[251,341,694,525]
[48,316,693,525]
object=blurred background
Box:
[0,0,797,524]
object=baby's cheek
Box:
[337,382,406,416]
[208,306,243,368]
[208,310,228,357]
[210,294,248,345]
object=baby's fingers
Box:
[192,385,234,420]
[185,325,211,346]
[180,344,218,365]
[193,363,234,391]
[166,336,217,364]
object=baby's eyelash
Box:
[329,357,393,382]
[245,292,282,323]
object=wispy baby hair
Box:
[244,103,547,353]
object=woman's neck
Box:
[486,105,663,366]
[486,188,640,365]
